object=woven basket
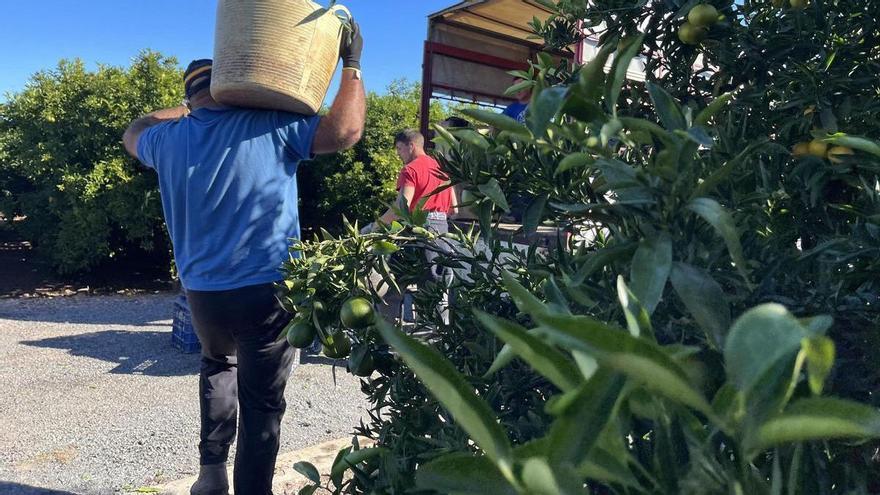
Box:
[212,0,348,115]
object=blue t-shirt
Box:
[502,102,528,124]
[137,106,321,291]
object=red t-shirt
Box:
[396,155,452,213]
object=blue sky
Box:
[0,0,453,100]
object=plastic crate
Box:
[171,294,202,354]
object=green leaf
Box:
[294,461,321,484]
[547,369,625,468]
[534,313,713,417]
[543,278,571,315]
[745,357,804,428]
[669,262,730,349]
[770,449,783,495]
[329,447,388,481]
[505,79,534,97]
[803,336,835,395]
[647,82,686,131]
[619,117,677,148]
[748,398,880,455]
[724,304,806,394]
[521,457,585,495]
[455,129,491,150]
[299,486,318,495]
[578,447,641,489]
[328,446,352,487]
[824,133,880,157]
[522,194,549,235]
[683,127,714,148]
[617,276,654,339]
[476,311,583,392]
[460,108,531,137]
[374,319,513,467]
[629,233,672,315]
[501,270,548,316]
[477,200,494,242]
[415,453,518,495]
[570,243,638,284]
[595,158,652,202]
[527,86,569,137]
[555,152,594,176]
[572,351,599,380]
[479,178,510,212]
[687,198,750,283]
[800,315,833,336]
[606,35,644,113]
[579,42,616,102]
[484,344,517,378]
[692,140,769,198]
[695,92,734,126]
[562,95,604,122]
[433,123,459,148]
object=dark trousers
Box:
[374,214,453,324]
[187,283,296,495]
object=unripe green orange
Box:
[678,22,708,45]
[323,334,352,359]
[285,320,317,348]
[340,297,375,329]
[688,4,719,28]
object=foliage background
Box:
[0,52,180,275]
[0,56,438,274]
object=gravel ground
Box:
[0,294,370,495]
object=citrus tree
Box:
[0,51,181,274]
[281,1,879,492]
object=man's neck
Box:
[189,92,223,111]
[408,150,426,163]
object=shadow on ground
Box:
[0,296,176,326]
[21,331,340,376]
[21,330,200,376]
[0,482,77,494]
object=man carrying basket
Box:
[122,20,365,495]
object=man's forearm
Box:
[129,106,189,133]
[313,71,366,154]
[123,105,188,158]
[332,70,366,127]
[379,208,398,225]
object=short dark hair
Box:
[440,116,470,129]
[394,129,424,148]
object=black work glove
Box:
[340,19,363,70]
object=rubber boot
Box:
[190,463,229,495]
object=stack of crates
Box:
[171,293,201,354]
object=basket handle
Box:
[295,3,351,28]
[328,4,352,26]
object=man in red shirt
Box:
[378,129,455,228]
[371,129,456,324]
